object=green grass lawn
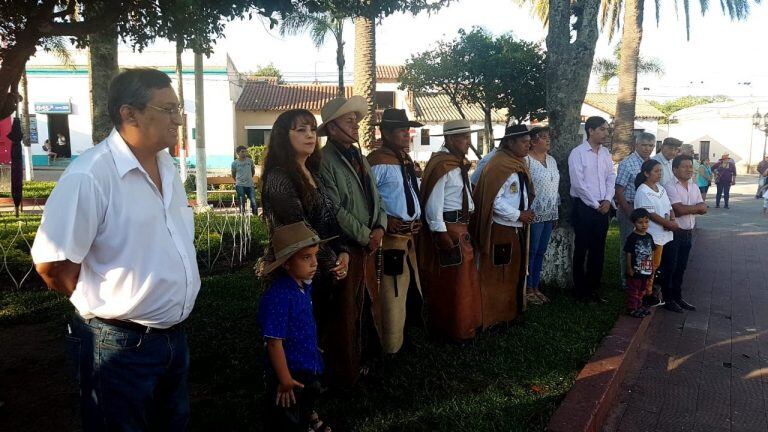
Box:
[0,224,624,431]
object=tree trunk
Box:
[194,51,208,208]
[88,23,119,144]
[336,27,346,97]
[542,0,601,289]
[611,0,645,163]
[0,31,38,119]
[483,106,494,155]
[353,14,376,150]
[176,38,188,181]
[20,70,33,180]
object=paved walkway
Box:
[608,175,768,432]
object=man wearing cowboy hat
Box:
[367,108,424,354]
[471,124,535,327]
[317,96,388,387]
[418,119,483,343]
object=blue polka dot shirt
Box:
[258,274,323,375]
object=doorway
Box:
[47,114,71,158]
[699,141,710,162]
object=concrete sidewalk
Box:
[607,176,768,432]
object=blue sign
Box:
[34,102,71,114]
[29,115,38,144]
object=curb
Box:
[547,310,654,432]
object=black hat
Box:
[494,124,530,141]
[375,108,424,129]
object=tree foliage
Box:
[248,63,285,83]
[400,27,547,125]
[592,43,663,91]
[650,95,731,123]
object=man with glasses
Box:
[32,68,200,430]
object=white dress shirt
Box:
[371,164,421,221]
[31,129,200,328]
[493,172,529,227]
[425,148,475,232]
[653,153,675,186]
[568,140,616,209]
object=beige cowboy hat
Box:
[317,96,367,137]
[430,119,484,136]
[720,153,731,160]
[260,222,337,276]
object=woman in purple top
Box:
[712,154,737,209]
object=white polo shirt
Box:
[31,129,200,328]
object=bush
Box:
[0,181,57,199]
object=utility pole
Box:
[194,52,208,208]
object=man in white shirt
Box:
[652,137,682,186]
[660,154,707,313]
[417,119,483,343]
[31,69,200,430]
[568,116,616,303]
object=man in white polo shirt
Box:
[31,68,200,431]
[660,154,707,313]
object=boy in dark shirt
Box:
[259,222,335,432]
[623,208,656,318]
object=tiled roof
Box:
[236,81,353,111]
[410,92,507,123]
[376,65,404,82]
[584,93,665,119]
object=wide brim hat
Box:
[720,153,731,160]
[495,124,531,141]
[260,222,337,276]
[430,119,484,136]
[317,96,367,137]
[375,108,423,129]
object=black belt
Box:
[443,210,471,223]
[390,218,419,234]
[94,317,183,334]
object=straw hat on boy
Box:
[261,222,337,275]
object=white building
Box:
[668,98,768,172]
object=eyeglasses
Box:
[146,104,184,116]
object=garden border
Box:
[546,310,654,432]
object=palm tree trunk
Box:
[612,0,645,163]
[20,70,33,180]
[176,38,188,181]
[336,28,346,97]
[194,51,208,208]
[353,14,376,150]
[88,23,118,144]
[542,0,601,289]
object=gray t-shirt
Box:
[231,158,255,187]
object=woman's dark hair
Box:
[634,159,661,189]
[108,68,173,128]
[262,109,322,208]
[630,207,651,223]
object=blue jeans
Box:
[67,315,190,432]
[235,185,258,214]
[528,220,555,289]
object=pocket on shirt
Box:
[180,207,195,239]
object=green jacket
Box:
[320,140,388,247]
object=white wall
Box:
[669,116,763,171]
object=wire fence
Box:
[0,201,265,292]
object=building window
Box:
[699,141,710,161]
[246,128,271,147]
[421,128,430,146]
[375,91,396,111]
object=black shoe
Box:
[677,299,696,311]
[724,205,730,209]
[664,300,683,313]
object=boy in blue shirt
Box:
[259,222,335,432]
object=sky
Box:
[28,0,768,101]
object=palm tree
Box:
[353,14,376,150]
[592,44,663,91]
[280,12,347,96]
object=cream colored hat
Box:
[317,96,367,137]
[430,119,484,136]
[260,222,337,276]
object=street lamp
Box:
[752,110,768,161]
